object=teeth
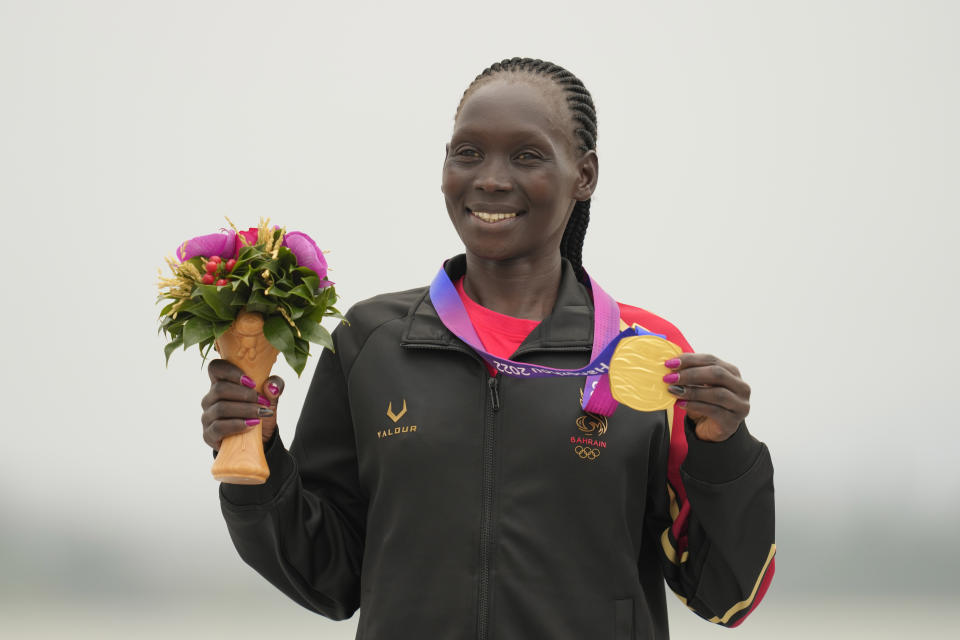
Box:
[472,211,517,223]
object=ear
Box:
[441,144,450,192]
[573,150,599,201]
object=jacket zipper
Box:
[404,341,587,639]
[479,375,500,640]
[403,341,502,640]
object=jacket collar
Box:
[401,254,595,353]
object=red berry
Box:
[210,256,222,264]
[201,274,215,285]
[216,278,228,287]
[225,259,237,272]
[205,261,218,274]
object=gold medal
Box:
[608,334,683,412]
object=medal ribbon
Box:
[429,265,665,416]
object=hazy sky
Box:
[1,1,957,637]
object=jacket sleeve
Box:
[646,405,776,627]
[219,334,367,620]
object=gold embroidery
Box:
[574,445,601,461]
[386,399,408,423]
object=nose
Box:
[473,157,513,192]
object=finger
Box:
[201,379,259,410]
[207,359,246,383]
[203,400,275,424]
[668,384,750,418]
[680,401,743,438]
[681,400,739,422]
[263,376,285,404]
[667,353,739,376]
[668,365,751,399]
[204,418,258,450]
[207,360,259,394]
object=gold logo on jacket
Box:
[572,388,607,461]
[379,399,417,439]
[574,445,601,460]
[386,399,408,423]
[576,413,608,437]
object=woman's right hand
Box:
[201,359,285,451]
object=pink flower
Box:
[237,228,260,250]
[282,231,329,283]
[176,226,331,288]
[176,230,238,262]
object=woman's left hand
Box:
[664,354,751,442]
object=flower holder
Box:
[210,311,279,484]
[210,311,278,484]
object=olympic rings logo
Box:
[574,445,600,461]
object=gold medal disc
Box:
[608,334,683,412]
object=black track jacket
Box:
[220,256,776,639]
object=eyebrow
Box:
[450,126,559,148]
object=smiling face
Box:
[442,77,598,264]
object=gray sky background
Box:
[1,1,957,637]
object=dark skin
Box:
[442,78,597,320]
[201,75,750,448]
[201,362,284,450]
[666,354,751,442]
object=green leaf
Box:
[159,322,184,341]
[229,285,249,306]
[284,301,306,320]
[267,285,292,299]
[282,346,307,377]
[295,269,320,292]
[277,246,296,269]
[293,336,310,354]
[306,304,327,323]
[297,319,333,351]
[233,269,253,286]
[198,338,215,366]
[263,315,295,353]
[245,290,277,315]
[179,299,221,322]
[197,284,235,321]
[163,335,183,365]
[287,284,315,303]
[213,322,231,340]
[315,286,338,310]
[183,317,214,348]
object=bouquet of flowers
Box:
[157,218,342,484]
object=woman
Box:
[202,58,775,639]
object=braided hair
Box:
[456,58,597,283]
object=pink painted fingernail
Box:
[244,418,260,426]
[240,375,256,388]
[258,395,270,407]
[664,359,681,369]
[677,400,688,408]
[663,373,679,383]
[267,383,280,395]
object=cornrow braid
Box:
[457,58,597,283]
